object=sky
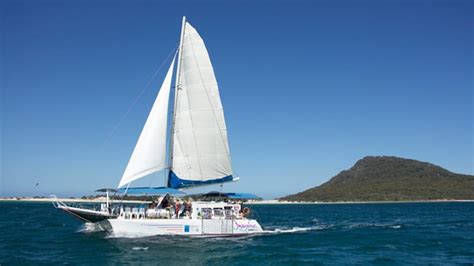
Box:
[1,0,473,199]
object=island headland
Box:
[281,156,474,202]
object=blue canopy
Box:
[193,191,260,200]
[225,193,260,200]
[168,170,234,189]
[117,187,185,196]
[95,188,118,193]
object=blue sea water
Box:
[0,202,473,265]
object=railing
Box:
[50,195,67,209]
[50,195,104,212]
[201,216,234,235]
[120,207,147,219]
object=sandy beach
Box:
[0,197,146,204]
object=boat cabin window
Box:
[224,206,233,218]
[233,205,241,212]
[202,208,212,219]
[213,208,224,217]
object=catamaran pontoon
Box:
[54,17,263,237]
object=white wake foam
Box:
[347,223,402,229]
[261,225,324,234]
[106,232,156,239]
[77,223,107,233]
[132,246,149,251]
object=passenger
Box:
[175,199,181,218]
[179,200,186,217]
[160,195,170,209]
[180,198,192,218]
[186,199,192,217]
[242,207,251,218]
[148,200,157,209]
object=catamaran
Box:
[53,17,263,237]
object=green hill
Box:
[281,156,474,202]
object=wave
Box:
[77,223,107,233]
[132,246,149,251]
[261,225,325,234]
[311,218,403,230]
[347,223,402,229]
[106,232,157,239]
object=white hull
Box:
[106,217,263,237]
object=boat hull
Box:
[57,205,117,223]
[106,218,263,237]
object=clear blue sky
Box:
[1,0,473,199]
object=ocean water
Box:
[0,202,473,265]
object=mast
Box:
[166,16,186,186]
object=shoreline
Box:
[0,197,146,204]
[248,199,474,204]
[1,197,473,204]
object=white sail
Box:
[118,56,176,188]
[168,21,233,188]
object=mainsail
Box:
[168,20,234,188]
[118,56,176,188]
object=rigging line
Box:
[100,45,179,149]
[124,182,131,195]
